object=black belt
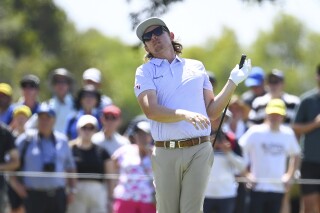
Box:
[155,136,211,149]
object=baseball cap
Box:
[37,103,56,117]
[83,68,101,83]
[133,121,151,134]
[20,74,40,88]
[13,105,32,118]
[0,83,12,96]
[76,114,98,129]
[267,69,284,82]
[136,17,168,41]
[102,105,121,118]
[51,68,72,84]
[265,99,286,116]
[245,66,265,87]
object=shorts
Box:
[300,161,320,195]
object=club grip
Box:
[239,54,246,69]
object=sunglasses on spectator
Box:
[268,79,282,84]
[53,79,69,85]
[104,114,119,121]
[21,83,38,89]
[81,125,95,131]
[142,26,169,42]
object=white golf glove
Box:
[229,59,251,86]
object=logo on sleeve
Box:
[134,84,141,90]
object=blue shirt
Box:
[16,130,75,190]
[0,105,14,125]
[134,56,212,141]
[48,93,76,133]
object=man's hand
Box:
[181,110,210,130]
[229,59,251,86]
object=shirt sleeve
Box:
[134,65,156,97]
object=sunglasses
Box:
[53,79,69,85]
[81,125,95,131]
[142,26,168,42]
[268,79,282,85]
[21,83,38,89]
[104,114,118,121]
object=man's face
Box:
[0,93,11,109]
[52,76,70,98]
[267,77,283,94]
[267,113,284,126]
[21,83,39,100]
[38,113,55,134]
[143,25,173,56]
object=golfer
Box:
[134,17,251,213]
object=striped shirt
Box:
[248,93,300,126]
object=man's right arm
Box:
[292,114,320,135]
[137,90,210,129]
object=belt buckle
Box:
[169,141,175,149]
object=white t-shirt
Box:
[239,124,301,192]
[205,151,246,198]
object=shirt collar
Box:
[149,55,182,66]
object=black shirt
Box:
[71,143,110,182]
[0,123,16,188]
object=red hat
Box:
[102,105,121,117]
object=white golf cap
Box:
[136,17,168,41]
[76,114,98,129]
[134,121,151,134]
[83,68,101,83]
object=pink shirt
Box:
[112,144,155,203]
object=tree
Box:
[127,0,278,29]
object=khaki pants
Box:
[152,141,213,213]
[67,181,107,213]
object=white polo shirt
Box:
[134,56,212,141]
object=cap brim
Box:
[266,108,286,116]
[136,17,167,41]
[245,78,262,87]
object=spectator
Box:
[16,75,41,115]
[9,105,32,137]
[241,66,267,108]
[248,69,300,126]
[7,105,31,213]
[16,103,76,213]
[205,113,246,213]
[24,69,76,133]
[239,99,301,213]
[224,95,249,139]
[68,115,114,213]
[0,83,14,125]
[92,105,129,156]
[48,68,76,133]
[0,123,20,213]
[292,65,320,213]
[207,71,217,92]
[123,114,148,138]
[112,121,156,213]
[65,85,102,140]
[82,68,113,110]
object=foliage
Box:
[1,0,320,128]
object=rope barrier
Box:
[1,171,320,185]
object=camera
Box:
[43,163,55,172]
